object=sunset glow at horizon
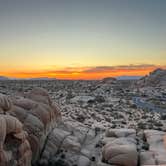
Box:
[0,65,165,80]
[0,0,166,79]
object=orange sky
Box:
[0,65,165,80]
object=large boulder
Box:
[103,144,137,166]
[0,93,12,113]
[0,88,61,166]
[12,88,61,163]
[102,129,138,166]
[0,114,32,166]
[105,128,136,138]
[26,87,52,105]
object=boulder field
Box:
[0,88,166,166]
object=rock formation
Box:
[0,88,61,166]
[0,95,31,166]
[136,68,166,87]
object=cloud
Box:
[83,64,159,73]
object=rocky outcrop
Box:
[0,88,61,166]
[136,68,166,87]
[37,125,166,166]
[0,94,32,166]
[38,120,103,166]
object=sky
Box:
[0,0,166,79]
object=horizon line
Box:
[0,65,165,80]
[0,75,143,81]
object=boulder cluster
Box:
[0,88,61,166]
[0,87,166,166]
[101,129,166,166]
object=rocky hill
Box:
[136,68,166,87]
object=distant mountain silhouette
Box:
[101,77,116,82]
[0,76,9,80]
[117,76,142,80]
[0,76,57,80]
[29,77,56,80]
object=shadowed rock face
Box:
[0,88,61,166]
